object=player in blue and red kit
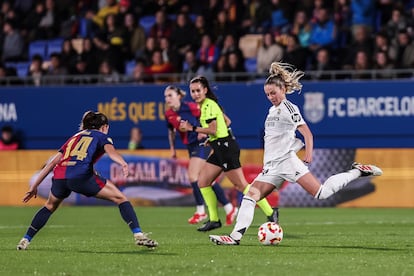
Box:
[17,111,158,250]
[164,85,238,225]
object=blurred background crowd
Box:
[1,0,414,85]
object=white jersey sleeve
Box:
[263,99,306,164]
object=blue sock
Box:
[25,206,52,241]
[191,181,204,205]
[212,183,230,205]
[119,201,141,234]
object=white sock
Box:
[315,169,361,199]
[196,205,205,214]
[230,196,256,241]
[223,203,233,214]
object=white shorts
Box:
[254,152,309,190]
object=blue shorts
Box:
[187,142,211,160]
[51,174,107,199]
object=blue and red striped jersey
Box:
[53,130,113,179]
[165,101,200,145]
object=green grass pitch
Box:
[1,206,413,276]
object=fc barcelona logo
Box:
[303,92,325,123]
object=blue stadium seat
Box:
[28,40,48,60]
[15,62,31,78]
[244,58,257,73]
[125,60,136,76]
[46,38,64,58]
[78,18,89,38]
[189,14,197,22]
[139,16,156,36]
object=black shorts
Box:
[207,136,241,171]
[51,174,107,199]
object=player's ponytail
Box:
[265,62,304,94]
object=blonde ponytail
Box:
[266,62,304,94]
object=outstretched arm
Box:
[23,152,62,203]
[104,144,129,177]
[297,124,314,163]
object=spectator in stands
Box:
[396,30,414,70]
[239,0,271,35]
[256,32,284,74]
[290,9,312,48]
[212,10,235,48]
[220,34,244,64]
[386,7,408,44]
[373,31,395,62]
[85,0,119,32]
[2,19,24,62]
[214,54,229,82]
[269,0,290,34]
[352,50,372,79]
[28,54,46,86]
[123,12,146,60]
[196,33,220,71]
[135,36,156,66]
[145,49,174,80]
[45,53,68,84]
[182,49,207,82]
[310,47,336,80]
[36,0,59,40]
[70,54,94,85]
[373,50,395,79]
[170,12,196,65]
[129,59,154,84]
[342,25,372,70]
[98,59,120,83]
[282,33,309,71]
[308,6,337,54]
[115,0,132,26]
[81,38,100,74]
[128,126,145,149]
[0,125,21,150]
[225,51,247,81]
[350,0,376,33]
[193,15,209,50]
[203,0,222,28]
[60,39,78,72]
[334,0,352,49]
[159,37,179,72]
[93,13,126,73]
[23,1,46,42]
[149,9,173,40]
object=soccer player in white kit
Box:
[209,62,383,245]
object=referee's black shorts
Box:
[207,136,241,171]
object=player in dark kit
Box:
[17,111,158,250]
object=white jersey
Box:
[263,99,306,164]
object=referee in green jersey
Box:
[179,76,276,232]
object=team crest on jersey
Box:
[303,92,325,123]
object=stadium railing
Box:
[0,69,413,87]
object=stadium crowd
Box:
[1,0,414,85]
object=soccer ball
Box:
[257,222,283,245]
